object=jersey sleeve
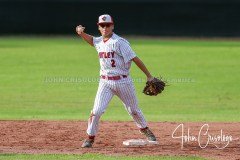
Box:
[93,36,101,47]
[117,39,137,63]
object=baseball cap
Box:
[97,14,114,24]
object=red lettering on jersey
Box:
[111,52,115,58]
[99,52,115,59]
[105,52,111,58]
[99,52,104,58]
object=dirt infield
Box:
[0,121,240,160]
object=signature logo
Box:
[172,124,238,149]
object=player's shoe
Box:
[140,127,157,141]
[81,139,94,148]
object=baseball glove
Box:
[143,77,166,96]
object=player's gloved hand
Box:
[147,76,154,82]
[76,25,85,35]
[143,77,166,96]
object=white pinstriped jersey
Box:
[86,33,148,136]
[93,33,136,76]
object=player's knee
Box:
[92,110,104,117]
[131,111,139,116]
[128,107,140,116]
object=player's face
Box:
[98,23,114,37]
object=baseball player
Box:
[76,14,157,148]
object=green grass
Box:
[0,154,207,160]
[0,36,239,121]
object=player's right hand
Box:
[76,25,85,35]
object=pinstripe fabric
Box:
[115,80,147,129]
[86,33,147,136]
[93,33,136,76]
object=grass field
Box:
[0,154,206,160]
[0,36,239,121]
[0,36,239,160]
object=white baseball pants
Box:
[86,77,147,136]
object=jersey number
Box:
[111,59,116,67]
